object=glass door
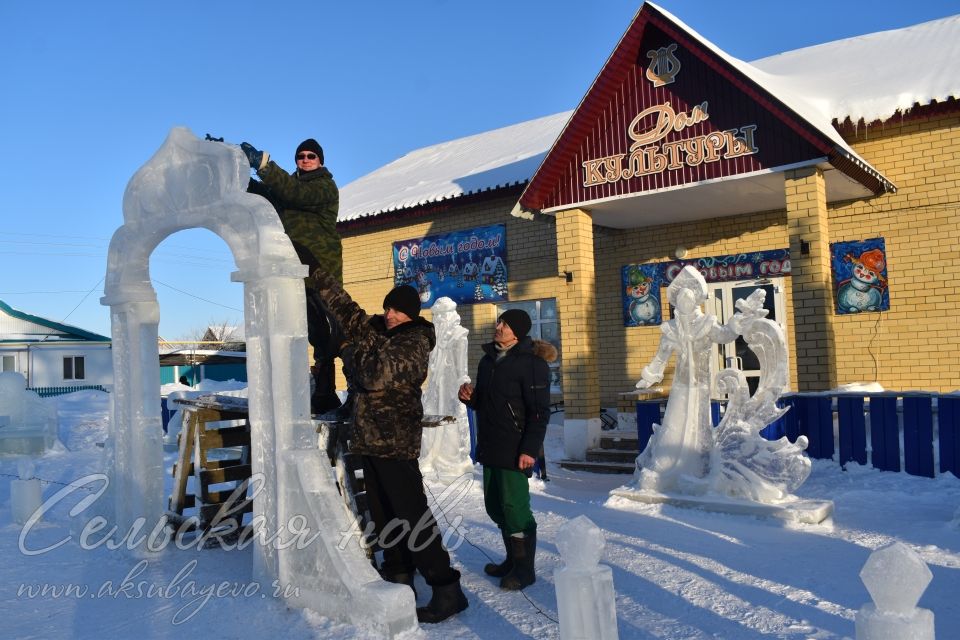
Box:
[707,279,787,397]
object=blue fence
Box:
[637,392,960,479]
[28,385,108,398]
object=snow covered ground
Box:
[2,389,959,639]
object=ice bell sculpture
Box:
[420,297,474,481]
[555,515,619,640]
[632,266,810,503]
[856,542,934,640]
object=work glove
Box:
[240,142,264,169]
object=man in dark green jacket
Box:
[459,309,554,591]
[311,267,469,624]
[240,138,343,413]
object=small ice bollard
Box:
[11,458,43,525]
[855,541,934,640]
[554,515,619,640]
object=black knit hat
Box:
[383,285,421,319]
[498,309,531,339]
[295,138,324,165]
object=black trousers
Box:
[305,285,342,411]
[362,456,456,586]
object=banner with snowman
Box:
[621,263,663,326]
[830,237,890,314]
[392,224,508,308]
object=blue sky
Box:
[1,0,956,339]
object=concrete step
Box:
[586,448,637,464]
[599,431,640,451]
[558,459,635,474]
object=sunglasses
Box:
[296,152,319,161]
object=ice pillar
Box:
[555,515,619,640]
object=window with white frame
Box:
[1,355,15,372]
[63,356,86,381]
[496,298,562,393]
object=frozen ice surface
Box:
[100,127,416,633]
[629,266,811,506]
[860,542,933,614]
[555,515,619,640]
[420,297,474,481]
[0,372,58,456]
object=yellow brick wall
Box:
[593,209,797,407]
[337,193,559,390]
[828,113,960,391]
[337,112,960,404]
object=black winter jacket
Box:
[467,337,554,470]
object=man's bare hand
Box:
[458,382,474,403]
[518,454,535,470]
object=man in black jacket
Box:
[311,268,468,624]
[458,309,555,590]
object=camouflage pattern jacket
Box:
[249,162,342,282]
[313,270,436,459]
[465,337,556,470]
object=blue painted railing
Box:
[637,392,960,479]
[28,385,108,398]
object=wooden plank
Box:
[940,396,960,475]
[797,396,833,460]
[200,499,253,525]
[838,396,867,466]
[903,396,934,478]
[168,409,199,514]
[199,426,251,449]
[870,395,900,472]
[199,464,252,486]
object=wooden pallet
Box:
[168,395,252,538]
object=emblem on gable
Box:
[645,43,681,87]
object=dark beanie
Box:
[295,138,324,165]
[383,285,421,319]
[498,309,531,339]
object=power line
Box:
[153,279,243,312]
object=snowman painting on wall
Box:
[831,238,890,313]
[622,263,662,326]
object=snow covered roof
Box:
[751,14,960,126]
[339,11,959,223]
[339,112,570,222]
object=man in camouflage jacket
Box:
[311,268,469,624]
[240,138,343,413]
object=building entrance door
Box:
[706,278,787,397]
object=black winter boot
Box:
[484,531,514,577]
[500,532,536,590]
[416,570,468,623]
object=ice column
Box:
[856,542,934,640]
[11,459,42,525]
[555,515,619,640]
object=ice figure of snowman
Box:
[626,272,659,324]
[837,248,886,312]
[420,297,475,480]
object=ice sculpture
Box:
[100,127,415,635]
[0,372,58,456]
[420,297,475,481]
[855,542,934,639]
[613,266,827,522]
[555,515,619,640]
[11,459,43,525]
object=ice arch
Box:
[100,127,415,635]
